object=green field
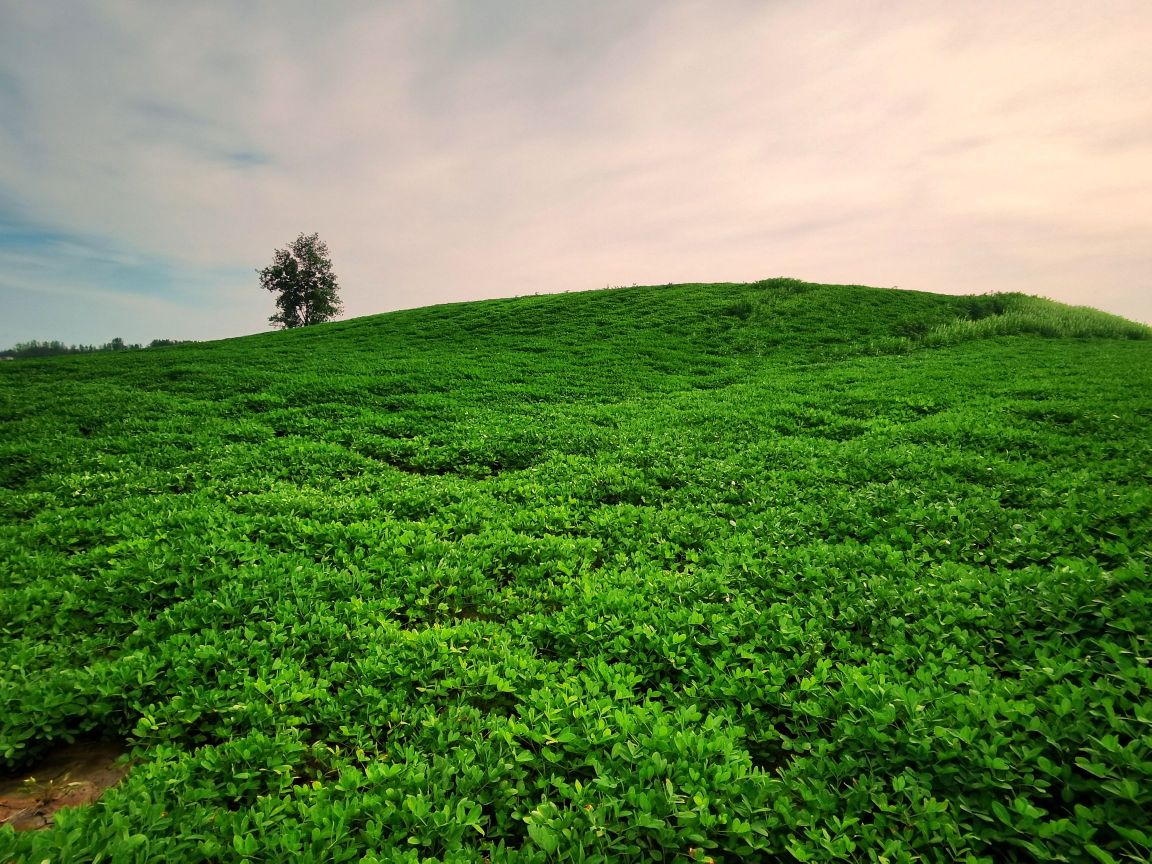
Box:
[2,280,1151,862]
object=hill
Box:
[2,280,1151,862]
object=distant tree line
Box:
[1,338,196,359]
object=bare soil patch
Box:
[0,741,130,832]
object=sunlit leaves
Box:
[1,281,1151,861]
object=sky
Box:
[1,0,1150,347]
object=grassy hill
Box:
[1,280,1150,862]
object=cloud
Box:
[0,202,259,345]
[1,0,1150,346]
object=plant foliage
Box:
[0,338,196,359]
[1,281,1150,862]
[258,233,343,329]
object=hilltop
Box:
[2,281,1151,862]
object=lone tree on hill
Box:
[259,232,343,329]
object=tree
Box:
[258,233,343,329]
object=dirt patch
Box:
[0,741,130,832]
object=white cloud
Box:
[1,0,1149,345]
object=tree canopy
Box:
[258,233,343,329]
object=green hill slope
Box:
[2,281,1151,862]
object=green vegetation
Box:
[1,338,196,360]
[922,295,1151,346]
[259,232,343,330]
[1,280,1150,862]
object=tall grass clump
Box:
[924,294,1152,345]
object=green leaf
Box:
[1084,844,1119,864]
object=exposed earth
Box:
[0,741,129,832]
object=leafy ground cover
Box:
[1,280,1150,862]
